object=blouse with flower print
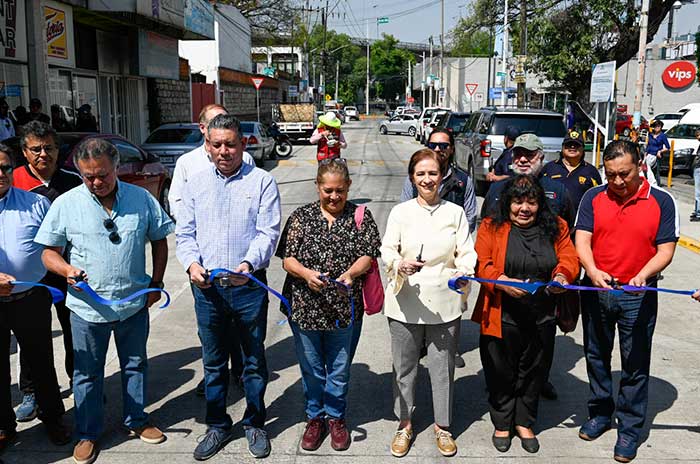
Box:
[278,201,381,330]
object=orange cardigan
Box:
[471,217,580,338]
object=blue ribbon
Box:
[73,281,171,309]
[207,268,292,320]
[9,281,65,304]
[448,276,697,296]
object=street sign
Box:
[325,94,332,101]
[251,77,264,90]
[407,96,415,103]
[465,83,478,96]
[377,17,389,24]
[474,92,484,102]
[589,61,616,103]
[496,71,506,78]
[438,88,445,98]
[262,66,275,78]
[288,85,298,97]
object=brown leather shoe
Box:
[128,424,166,444]
[0,429,17,451]
[45,419,72,445]
[73,439,97,464]
[328,418,351,451]
[435,428,457,457]
[300,417,326,451]
[390,428,413,458]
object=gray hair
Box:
[207,113,242,139]
[73,137,120,168]
[20,120,58,150]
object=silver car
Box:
[379,114,419,136]
[141,123,203,174]
[240,121,275,166]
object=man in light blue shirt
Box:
[176,114,281,460]
[35,138,174,464]
[0,146,71,449]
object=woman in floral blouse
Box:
[278,158,381,452]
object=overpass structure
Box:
[348,37,449,55]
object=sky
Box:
[319,0,700,49]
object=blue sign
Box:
[1,85,22,97]
[489,87,517,100]
[184,0,215,39]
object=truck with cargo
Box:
[273,103,316,142]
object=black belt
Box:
[0,287,37,303]
[212,269,266,287]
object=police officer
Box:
[486,126,521,183]
[541,130,602,212]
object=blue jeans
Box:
[71,306,150,440]
[291,321,355,419]
[694,166,700,214]
[581,282,658,446]
[193,278,269,430]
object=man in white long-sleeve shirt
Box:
[168,104,254,221]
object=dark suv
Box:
[454,107,566,195]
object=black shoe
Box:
[454,354,466,368]
[193,428,234,461]
[196,378,205,397]
[540,381,558,400]
[520,436,540,453]
[691,216,700,222]
[492,432,511,452]
[419,346,427,359]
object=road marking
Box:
[679,235,700,254]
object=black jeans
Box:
[480,320,556,430]
[0,289,65,430]
[19,272,74,393]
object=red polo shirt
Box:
[575,179,679,283]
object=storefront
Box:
[0,1,30,110]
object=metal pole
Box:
[604,101,610,148]
[517,0,526,108]
[429,36,433,107]
[366,25,370,115]
[439,0,444,107]
[334,60,339,101]
[632,0,650,127]
[256,89,260,122]
[501,0,508,107]
[593,103,599,166]
[422,51,426,109]
[486,27,493,106]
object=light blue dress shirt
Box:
[0,187,50,293]
[176,163,281,272]
[34,181,174,323]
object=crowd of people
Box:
[0,104,693,464]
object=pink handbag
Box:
[354,205,384,315]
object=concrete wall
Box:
[147,77,191,130]
[615,58,700,118]
[220,80,278,123]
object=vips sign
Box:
[45,6,66,59]
[662,61,697,89]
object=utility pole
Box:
[422,51,426,109]
[429,36,434,107]
[517,0,526,108]
[366,20,370,115]
[439,0,444,107]
[334,60,339,101]
[500,0,509,107]
[320,0,329,104]
[632,0,650,128]
[486,26,493,106]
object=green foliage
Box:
[370,34,416,101]
[450,21,492,57]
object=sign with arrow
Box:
[465,83,478,96]
[251,77,264,90]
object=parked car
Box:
[344,106,359,121]
[615,113,649,137]
[378,114,419,136]
[423,110,450,144]
[658,122,700,174]
[240,121,275,166]
[652,112,683,132]
[454,107,567,196]
[433,111,471,135]
[141,123,203,174]
[415,107,450,142]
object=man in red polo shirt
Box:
[574,140,678,463]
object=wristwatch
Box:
[149,280,164,289]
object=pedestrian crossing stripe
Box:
[679,235,700,254]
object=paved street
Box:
[6,119,700,463]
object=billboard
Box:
[0,0,27,62]
[45,1,75,67]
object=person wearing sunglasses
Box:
[541,130,602,214]
[0,146,72,450]
[0,98,15,142]
[176,114,281,460]
[34,138,174,464]
[11,122,83,423]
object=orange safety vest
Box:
[316,127,342,161]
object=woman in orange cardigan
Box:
[472,174,579,454]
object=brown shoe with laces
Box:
[328,418,351,451]
[73,439,97,464]
[436,428,457,457]
[390,428,413,458]
[300,417,326,451]
[128,424,166,444]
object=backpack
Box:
[354,205,384,315]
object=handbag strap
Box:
[354,204,366,230]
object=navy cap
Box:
[563,130,585,147]
[504,125,521,140]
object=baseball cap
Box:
[504,125,521,140]
[513,133,543,151]
[30,97,42,106]
[650,119,663,128]
[563,130,585,147]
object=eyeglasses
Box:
[103,218,121,244]
[0,164,13,174]
[319,157,347,166]
[427,142,451,151]
[25,144,57,155]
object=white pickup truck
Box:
[273,103,316,142]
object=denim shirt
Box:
[34,181,174,323]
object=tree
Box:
[450,0,679,105]
[370,34,416,101]
[216,0,294,37]
[450,23,492,57]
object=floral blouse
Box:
[277,201,381,330]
